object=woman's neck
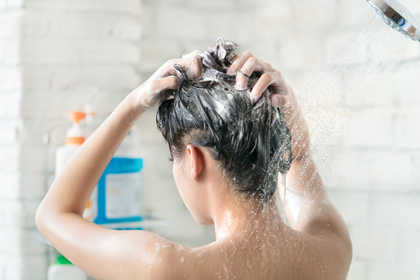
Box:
[212,196,283,240]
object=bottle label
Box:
[105,172,142,218]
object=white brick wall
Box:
[256,0,420,279]
[0,2,27,279]
[1,0,144,279]
[141,0,256,75]
[1,0,420,279]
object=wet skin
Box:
[36,49,352,280]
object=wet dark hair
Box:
[156,39,292,202]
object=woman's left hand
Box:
[227,51,311,161]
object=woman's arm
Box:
[228,51,352,258]
[277,87,351,249]
[35,53,201,279]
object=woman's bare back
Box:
[36,45,352,280]
[155,222,348,280]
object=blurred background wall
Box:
[0,0,419,279]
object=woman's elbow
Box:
[35,203,49,235]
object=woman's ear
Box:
[185,144,204,180]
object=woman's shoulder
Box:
[150,240,233,280]
[146,236,194,280]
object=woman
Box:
[36,40,352,279]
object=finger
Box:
[250,72,273,103]
[150,76,178,95]
[235,56,263,90]
[160,58,182,77]
[227,50,253,75]
[261,61,274,71]
[271,95,287,107]
[230,54,239,65]
[178,55,201,79]
[160,75,179,90]
[162,55,202,79]
[188,55,202,79]
[270,82,289,96]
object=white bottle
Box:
[48,255,87,280]
[110,130,142,218]
[55,111,97,221]
[55,111,87,175]
[48,265,87,280]
[96,128,144,229]
[83,104,97,139]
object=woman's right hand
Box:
[129,51,202,111]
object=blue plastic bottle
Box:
[93,129,143,229]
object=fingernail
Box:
[249,92,260,103]
[235,83,247,91]
[235,81,247,90]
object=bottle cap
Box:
[66,137,85,145]
[66,111,87,145]
[69,111,87,124]
[56,254,72,265]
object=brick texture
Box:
[255,0,420,279]
[1,0,420,279]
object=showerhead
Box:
[367,0,420,42]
